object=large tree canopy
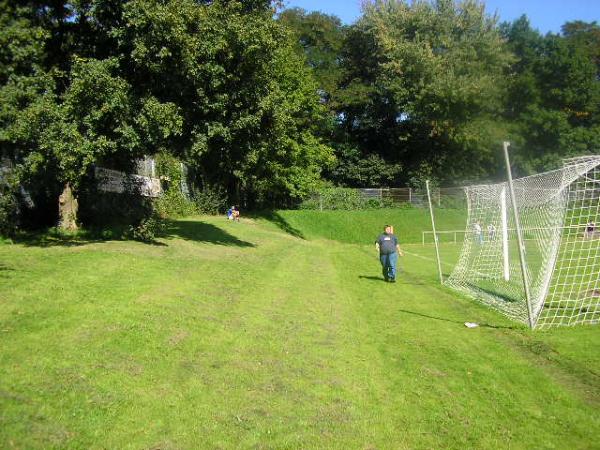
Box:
[330,0,513,185]
[281,1,599,186]
[0,0,334,224]
[1,0,599,231]
[501,16,600,174]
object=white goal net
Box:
[445,156,600,329]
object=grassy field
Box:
[1,211,599,449]
[261,208,467,244]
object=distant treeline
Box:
[279,2,600,187]
[0,1,598,229]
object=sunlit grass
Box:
[0,214,598,448]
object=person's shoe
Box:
[384,277,389,282]
[389,278,396,283]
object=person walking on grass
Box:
[375,225,404,283]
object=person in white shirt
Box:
[473,221,483,244]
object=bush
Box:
[128,210,167,242]
[0,191,19,236]
[152,152,199,218]
[299,187,409,210]
[365,196,400,209]
[299,188,366,210]
[0,173,20,236]
[193,185,228,215]
[153,189,198,218]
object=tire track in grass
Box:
[187,239,383,448]
[134,223,412,448]
[95,223,309,448]
[92,224,361,449]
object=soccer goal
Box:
[445,155,600,329]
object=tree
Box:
[118,0,333,206]
[562,21,600,75]
[334,0,513,184]
[1,0,333,231]
[24,57,182,229]
[0,2,52,162]
[0,2,182,229]
[278,8,346,107]
[326,144,402,187]
[501,16,600,173]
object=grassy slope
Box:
[0,213,598,449]
[268,208,467,244]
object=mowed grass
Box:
[0,212,599,449]
[264,208,467,244]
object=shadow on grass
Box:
[9,226,167,248]
[396,308,518,329]
[359,275,386,282]
[464,281,521,304]
[11,231,109,248]
[10,219,253,248]
[165,220,255,247]
[359,274,427,285]
[252,211,305,239]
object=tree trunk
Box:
[58,182,78,231]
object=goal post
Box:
[503,142,535,329]
[426,180,444,285]
[500,186,509,282]
[445,152,600,329]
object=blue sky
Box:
[282,0,600,34]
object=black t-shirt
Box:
[376,233,398,255]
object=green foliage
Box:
[278,8,346,106]
[501,17,600,174]
[562,20,600,75]
[328,144,403,187]
[332,0,513,184]
[193,185,228,215]
[24,57,177,189]
[153,152,198,218]
[119,0,333,206]
[153,189,197,219]
[299,187,401,210]
[1,0,333,229]
[0,171,19,236]
[127,210,167,242]
[0,3,55,168]
[155,152,184,188]
[299,187,366,210]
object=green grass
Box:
[1,212,599,449]
[434,226,600,326]
[262,207,467,244]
